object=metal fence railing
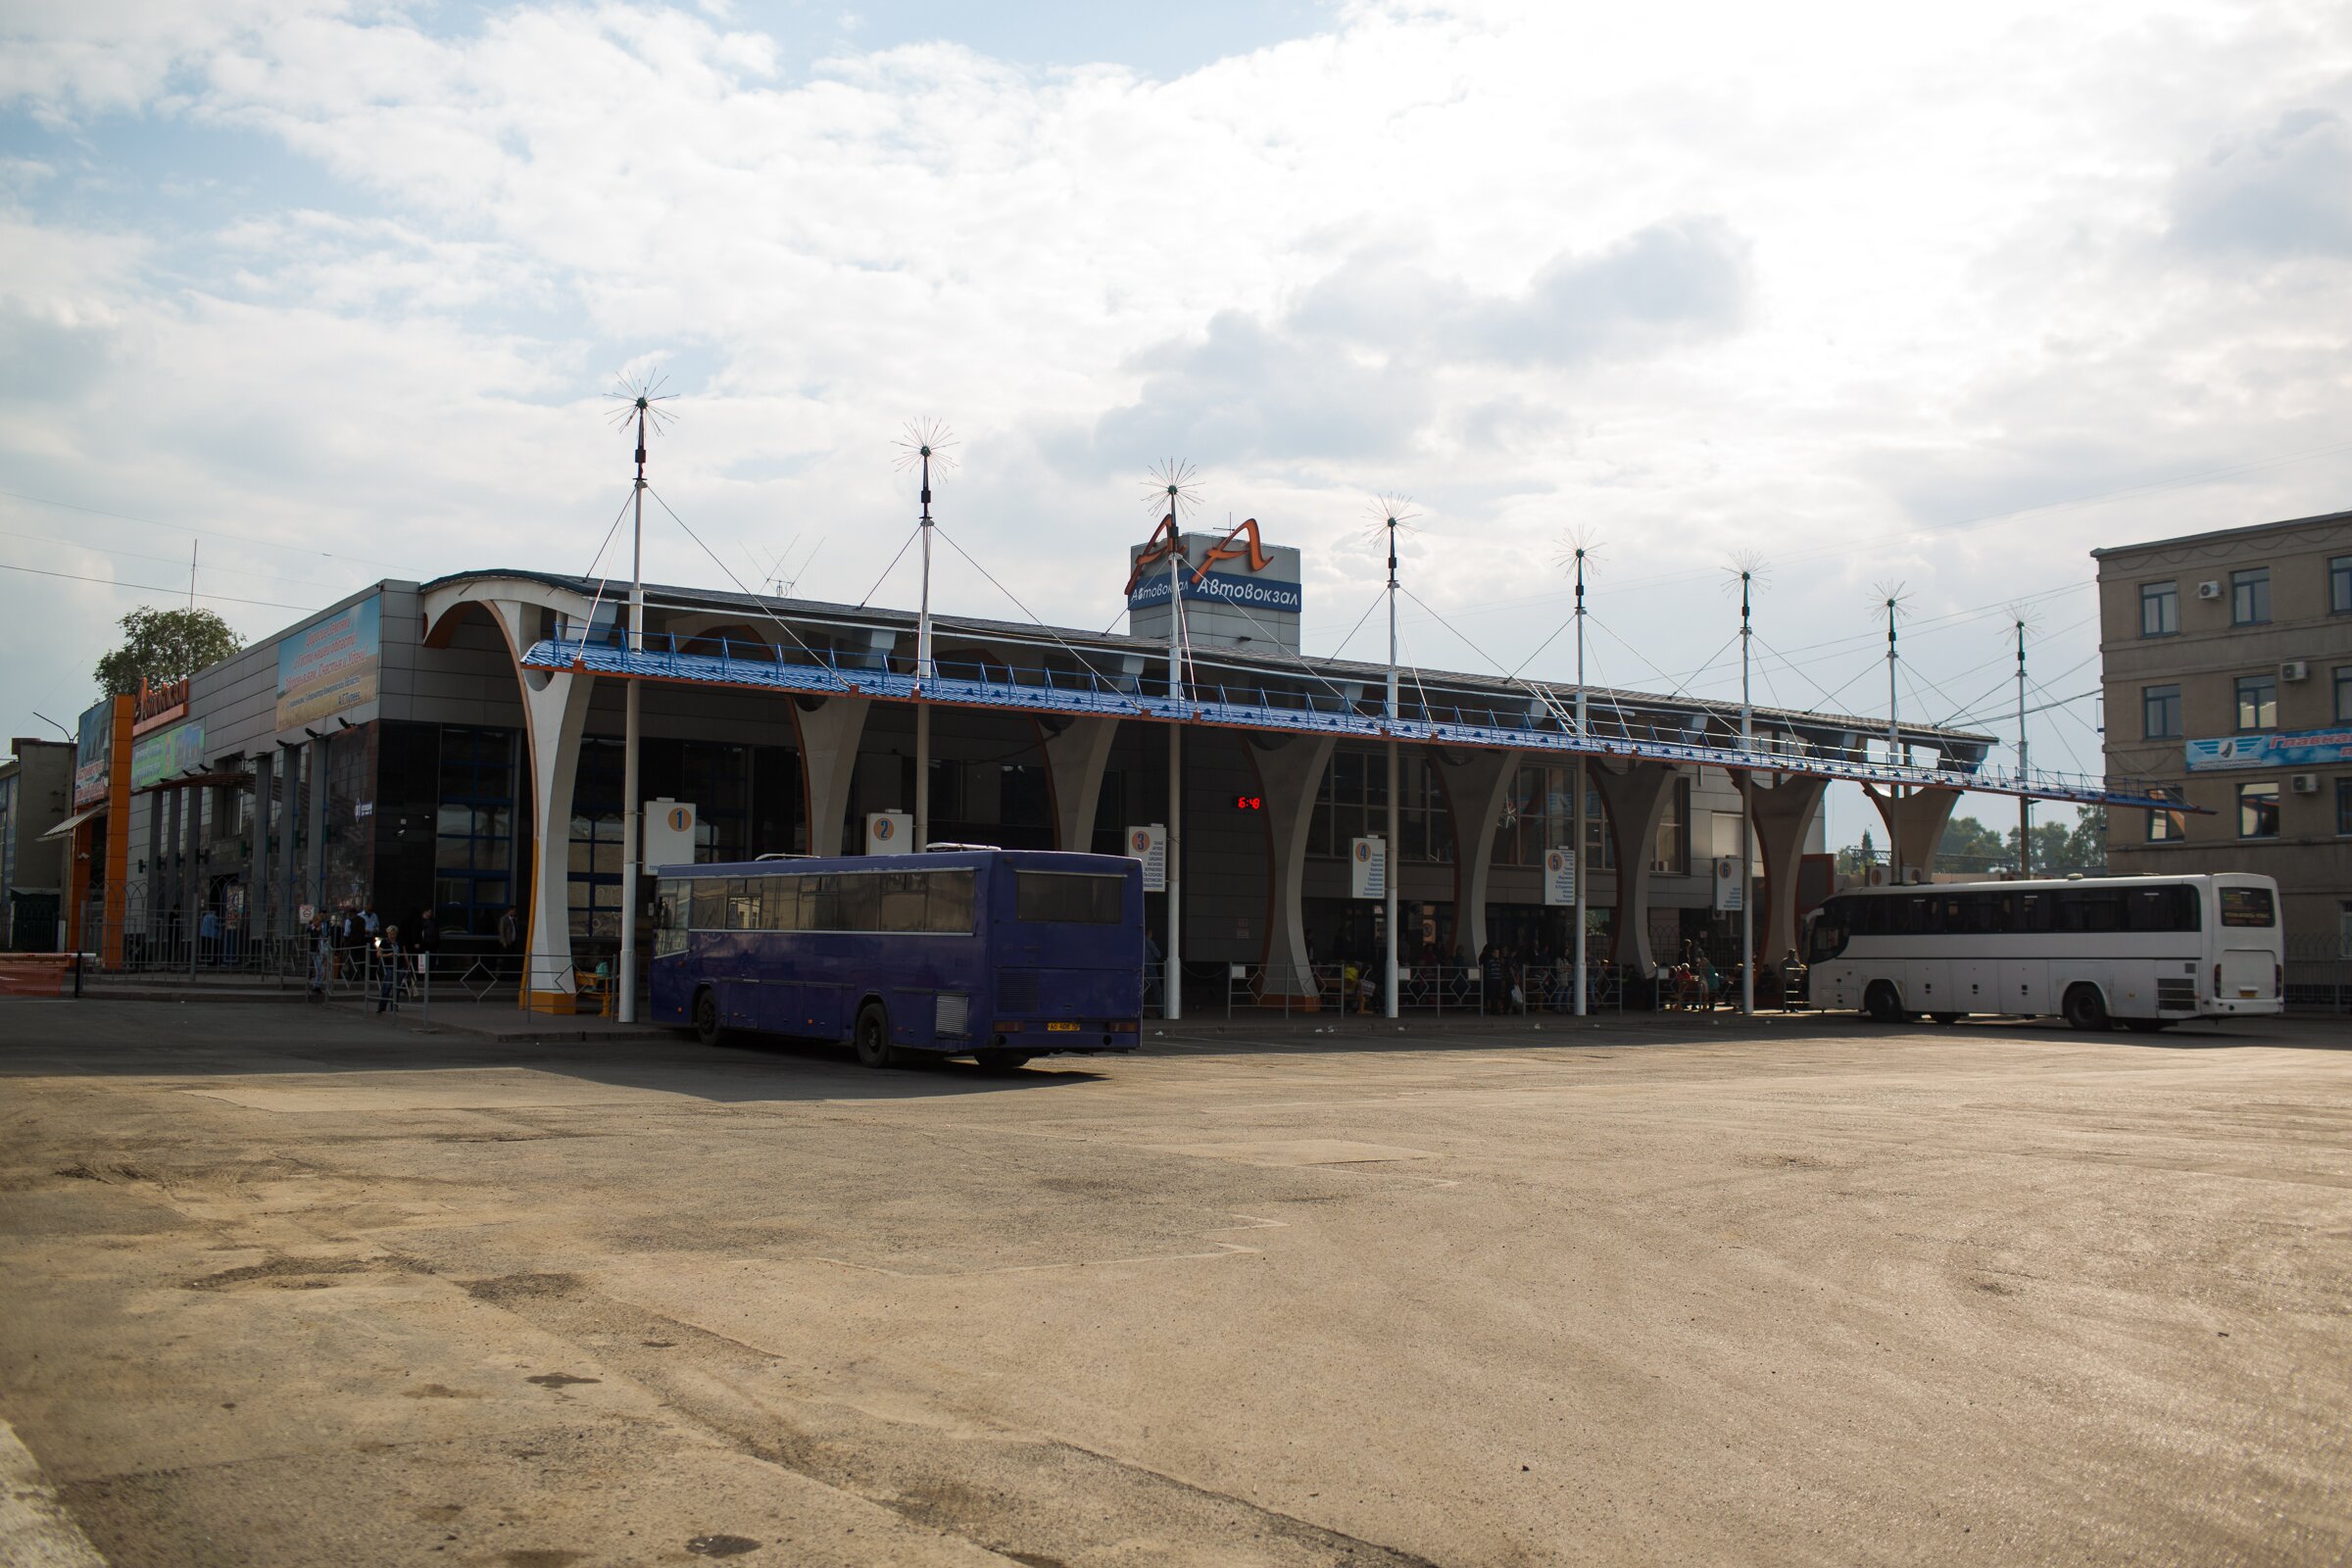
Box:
[2284,936,2352,1013]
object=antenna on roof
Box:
[602,369,675,1028]
[896,418,956,850]
[1369,493,1418,1024]
[1553,525,1603,1020]
[1141,458,1200,1025]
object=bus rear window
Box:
[1015,871,1124,924]
[2219,887,2277,927]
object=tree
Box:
[93,608,243,697]
[1836,829,1878,876]
[1936,815,2008,872]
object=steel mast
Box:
[616,397,648,1023]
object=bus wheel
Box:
[2124,1017,2170,1034]
[2062,984,2111,1032]
[693,989,724,1048]
[976,1052,1032,1073]
[854,1004,899,1068]
[1864,982,1904,1024]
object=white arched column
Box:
[1043,716,1119,853]
[1437,747,1520,961]
[1592,760,1680,976]
[420,578,609,1009]
[492,603,598,1010]
[1862,783,1960,883]
[1735,772,1829,962]
[794,696,871,857]
[1248,732,1336,1000]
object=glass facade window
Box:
[1309,752,1451,863]
[2338,779,2352,838]
[2336,666,2352,724]
[2235,674,2278,732]
[569,737,625,942]
[2139,581,2178,637]
[1651,776,1690,874]
[432,726,516,938]
[2145,807,2184,843]
[2334,556,2352,614]
[1494,764,1613,871]
[2237,780,2279,839]
[2231,567,2270,626]
[2141,684,2181,740]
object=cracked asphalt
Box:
[1,1002,2348,1566]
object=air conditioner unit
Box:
[2195,581,2223,600]
[1865,865,1889,887]
[2280,660,2310,682]
[1901,867,1925,885]
[2291,773,2321,795]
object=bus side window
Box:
[925,869,976,934]
[728,878,760,931]
[2126,886,2196,932]
[655,884,687,956]
[760,876,803,931]
[808,875,845,932]
[879,871,928,933]
[2017,892,2048,933]
[689,880,725,932]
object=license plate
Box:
[1045,1021,1080,1032]
[2238,989,2257,998]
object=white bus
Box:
[1805,872,2284,1032]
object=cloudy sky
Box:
[4,0,2349,847]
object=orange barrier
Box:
[0,955,73,998]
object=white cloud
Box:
[0,0,2348,842]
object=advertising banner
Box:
[2184,727,2352,772]
[1543,848,1577,906]
[73,699,115,807]
[1127,824,1166,891]
[275,597,381,731]
[130,720,205,790]
[1350,836,1388,901]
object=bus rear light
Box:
[2214,963,2222,996]
[2277,963,2283,997]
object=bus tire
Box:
[976,1052,1032,1073]
[693,988,725,1048]
[2062,984,2110,1032]
[1864,981,1904,1024]
[854,1003,899,1068]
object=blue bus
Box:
[649,848,1145,1069]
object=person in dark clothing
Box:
[1481,942,1506,1013]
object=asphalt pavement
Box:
[1,1002,2346,1566]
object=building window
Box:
[2337,778,2352,837]
[2336,666,2352,724]
[2231,567,2270,626]
[1310,752,1451,864]
[2333,557,2352,614]
[2146,807,2185,843]
[2237,780,2279,839]
[433,726,516,938]
[2138,581,2178,638]
[2141,684,2181,740]
[2235,673,2278,732]
[569,737,626,943]
[1493,765,1613,872]
[1651,776,1690,874]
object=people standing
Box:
[376,924,405,1014]
[1778,948,1807,1012]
